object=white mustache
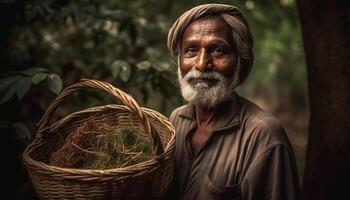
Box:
[181,69,225,83]
[178,67,236,107]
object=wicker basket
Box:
[22,79,175,199]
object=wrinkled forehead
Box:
[181,16,233,45]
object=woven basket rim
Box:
[23,104,175,176]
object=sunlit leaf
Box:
[136,61,151,70]
[155,61,171,72]
[110,60,123,78]
[32,72,48,84]
[120,63,131,82]
[47,73,63,94]
[16,77,32,100]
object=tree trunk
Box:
[296,0,350,199]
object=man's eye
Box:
[184,48,197,56]
[186,48,196,53]
[211,48,225,56]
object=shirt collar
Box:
[178,93,242,132]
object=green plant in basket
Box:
[84,126,152,169]
[50,122,152,170]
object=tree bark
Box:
[296,0,350,199]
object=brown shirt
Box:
[169,95,301,200]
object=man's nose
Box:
[195,49,212,72]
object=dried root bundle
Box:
[50,121,152,169]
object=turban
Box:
[167,3,254,86]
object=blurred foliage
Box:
[233,0,308,112]
[0,67,62,103]
[0,0,307,143]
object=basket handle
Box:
[37,78,164,156]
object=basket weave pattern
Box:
[23,79,175,199]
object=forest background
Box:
[0,0,308,198]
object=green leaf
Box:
[47,73,63,94]
[0,76,20,94]
[136,61,151,70]
[110,60,123,78]
[16,77,32,100]
[32,72,48,84]
[11,122,31,144]
[0,87,16,104]
[0,76,20,104]
[155,61,171,72]
[22,67,49,76]
[120,63,131,82]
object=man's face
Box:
[179,16,237,80]
[178,16,238,107]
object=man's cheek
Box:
[180,59,195,74]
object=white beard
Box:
[178,67,236,108]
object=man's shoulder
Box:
[169,104,188,124]
[241,97,283,131]
[240,97,291,148]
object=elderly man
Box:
[167,4,300,200]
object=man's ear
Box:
[233,56,241,87]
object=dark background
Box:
[0,0,348,199]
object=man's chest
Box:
[190,125,213,154]
[177,131,244,199]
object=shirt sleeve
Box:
[164,108,180,199]
[241,144,301,200]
